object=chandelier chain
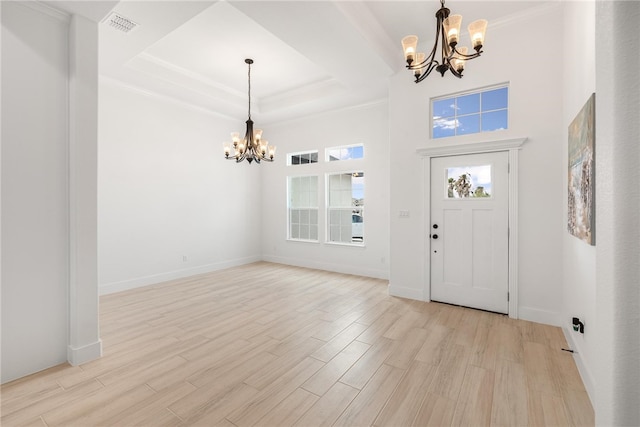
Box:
[247,61,251,120]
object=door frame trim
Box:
[417,137,527,318]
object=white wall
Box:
[389,3,565,325]
[1,2,69,382]
[260,101,390,279]
[561,0,596,403]
[594,2,640,425]
[98,80,263,294]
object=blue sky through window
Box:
[352,173,364,200]
[328,144,364,161]
[432,86,508,138]
[457,93,480,115]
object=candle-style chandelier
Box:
[401,0,487,83]
[223,59,275,164]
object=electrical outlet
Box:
[572,317,585,333]
[182,255,188,262]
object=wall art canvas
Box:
[567,93,595,245]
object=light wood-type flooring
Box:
[1,262,594,426]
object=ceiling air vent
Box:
[103,12,139,34]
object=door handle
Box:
[432,234,439,239]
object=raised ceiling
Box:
[63,0,548,124]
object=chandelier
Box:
[401,0,487,83]
[223,59,275,164]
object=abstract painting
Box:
[568,93,595,245]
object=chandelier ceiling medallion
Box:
[223,59,275,164]
[401,0,487,83]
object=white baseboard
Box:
[562,326,596,407]
[388,283,425,301]
[261,255,389,280]
[518,306,563,326]
[99,256,261,295]
[67,339,102,366]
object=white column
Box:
[67,13,102,365]
[595,1,640,425]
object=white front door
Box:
[430,152,509,314]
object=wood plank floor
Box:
[1,262,594,426]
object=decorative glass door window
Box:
[446,164,492,198]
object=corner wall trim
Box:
[67,340,102,366]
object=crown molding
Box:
[131,52,245,99]
[99,75,237,121]
[17,1,71,23]
[332,1,398,73]
[267,98,388,127]
[489,1,562,31]
[127,52,344,117]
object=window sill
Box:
[324,241,366,248]
[286,238,320,244]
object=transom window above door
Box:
[432,85,509,139]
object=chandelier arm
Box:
[408,7,446,83]
[444,45,482,79]
[407,9,441,72]
[414,62,440,83]
[409,58,439,74]
[448,66,463,79]
[425,13,443,66]
[255,150,274,162]
[450,45,482,60]
[407,48,438,73]
[226,150,246,162]
[439,16,453,68]
[407,55,439,71]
